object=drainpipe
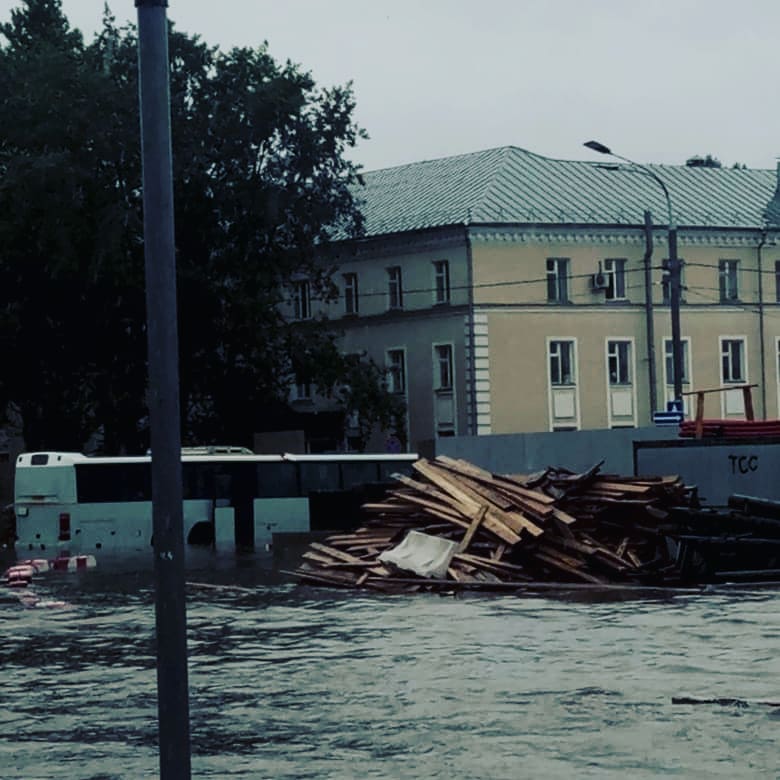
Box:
[642,210,658,418]
[465,223,478,435]
[757,230,768,419]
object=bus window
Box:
[75,463,152,503]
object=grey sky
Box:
[3,0,779,172]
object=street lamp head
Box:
[584,140,612,155]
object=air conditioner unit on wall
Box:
[591,271,609,291]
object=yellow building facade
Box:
[291,147,780,451]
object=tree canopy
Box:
[685,154,722,168]
[0,0,401,452]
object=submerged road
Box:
[2,549,778,779]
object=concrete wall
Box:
[635,438,780,506]
[423,426,679,476]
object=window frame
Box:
[774,260,780,303]
[433,260,451,305]
[387,266,403,310]
[719,259,740,303]
[293,280,311,321]
[721,337,746,383]
[546,258,570,303]
[343,272,359,316]
[433,343,454,391]
[661,259,686,305]
[549,339,576,386]
[663,337,691,386]
[604,258,627,301]
[386,348,407,394]
[293,379,312,401]
[607,339,632,385]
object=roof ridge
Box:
[363,145,532,175]
[467,147,517,223]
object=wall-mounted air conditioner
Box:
[591,271,609,291]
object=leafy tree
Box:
[0,1,402,453]
[288,341,407,452]
[0,1,145,450]
[336,353,407,453]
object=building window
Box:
[664,338,690,386]
[546,258,569,303]
[607,340,632,385]
[661,260,686,305]
[293,379,311,400]
[433,260,450,304]
[719,259,739,302]
[604,258,627,300]
[434,344,453,390]
[774,261,780,303]
[343,273,358,315]
[721,338,745,383]
[387,266,403,310]
[776,339,780,402]
[386,349,406,394]
[293,280,310,320]
[549,340,575,385]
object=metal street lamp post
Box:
[584,141,684,409]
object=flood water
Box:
[2,548,779,779]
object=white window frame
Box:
[433,260,450,305]
[343,272,358,315]
[386,348,407,395]
[546,337,580,431]
[663,337,691,387]
[720,336,746,384]
[293,280,311,321]
[774,260,780,303]
[387,266,403,310]
[432,342,456,437]
[775,336,780,416]
[661,260,686,305]
[433,343,454,390]
[548,339,576,386]
[607,339,632,385]
[719,259,739,302]
[546,258,569,303]
[604,258,627,301]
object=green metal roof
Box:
[354,146,780,238]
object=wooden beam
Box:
[457,504,489,553]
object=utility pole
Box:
[667,221,684,405]
[584,141,684,410]
[642,210,658,416]
[136,2,191,778]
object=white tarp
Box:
[378,530,458,579]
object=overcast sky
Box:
[2,0,779,172]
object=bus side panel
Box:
[17,499,216,553]
[253,498,310,548]
[15,465,78,504]
[69,502,153,552]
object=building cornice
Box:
[467,225,773,248]
[336,303,470,327]
[332,226,467,262]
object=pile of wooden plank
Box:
[289,455,697,592]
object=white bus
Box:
[13,450,417,555]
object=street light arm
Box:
[584,141,675,229]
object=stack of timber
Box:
[290,456,706,593]
[679,418,780,439]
